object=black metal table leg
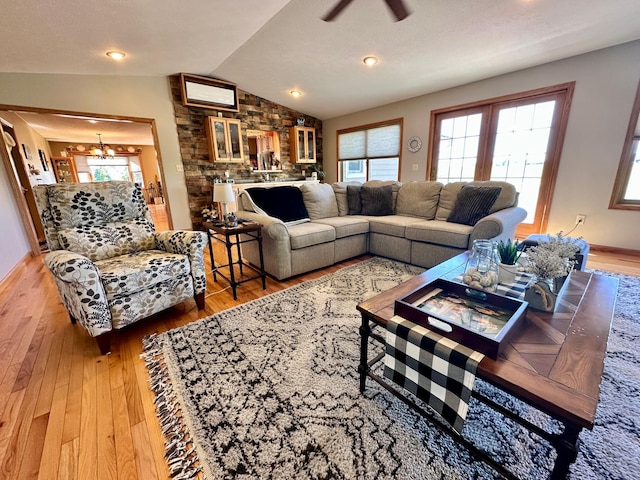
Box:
[208,232,217,282]
[551,423,581,479]
[225,234,237,299]
[358,314,370,393]
[257,229,266,289]
[235,233,244,276]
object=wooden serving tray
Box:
[394,278,528,359]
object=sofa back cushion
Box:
[435,181,518,220]
[363,180,402,209]
[360,184,394,216]
[472,180,517,213]
[299,183,339,220]
[446,185,502,226]
[395,181,443,219]
[244,186,310,226]
[347,185,362,214]
[43,180,149,229]
[57,220,156,261]
[34,181,155,259]
[331,181,362,216]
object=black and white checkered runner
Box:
[384,315,485,434]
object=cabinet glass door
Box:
[228,121,242,160]
[306,129,315,161]
[213,120,227,159]
[297,129,306,160]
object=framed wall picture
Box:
[38,148,49,171]
[22,143,32,160]
[179,73,239,112]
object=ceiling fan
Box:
[323,0,412,22]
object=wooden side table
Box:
[203,221,266,299]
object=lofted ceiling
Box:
[1,0,640,142]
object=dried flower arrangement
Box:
[201,206,218,223]
[523,232,581,282]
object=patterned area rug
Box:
[142,258,640,479]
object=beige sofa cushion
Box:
[364,180,402,209]
[288,222,336,249]
[367,215,421,238]
[405,219,473,249]
[471,180,517,213]
[332,181,362,216]
[300,183,339,220]
[395,181,443,219]
[313,216,370,239]
[435,180,517,220]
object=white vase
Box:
[498,262,518,285]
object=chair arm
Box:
[154,231,208,295]
[469,206,528,247]
[44,250,112,337]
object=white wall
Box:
[323,40,640,251]
[0,142,31,279]
[0,73,191,229]
[0,73,192,282]
[1,112,56,185]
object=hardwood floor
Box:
[0,246,637,480]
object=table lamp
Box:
[213,182,237,226]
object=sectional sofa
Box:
[235,180,527,280]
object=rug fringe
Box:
[141,334,204,480]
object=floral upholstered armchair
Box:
[34,181,207,354]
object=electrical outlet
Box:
[575,214,586,225]
[176,164,184,172]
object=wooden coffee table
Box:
[357,252,617,479]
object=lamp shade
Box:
[213,182,235,203]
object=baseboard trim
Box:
[589,244,640,258]
[0,253,34,297]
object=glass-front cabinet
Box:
[51,156,79,182]
[206,117,244,163]
[289,126,316,163]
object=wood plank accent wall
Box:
[169,75,323,229]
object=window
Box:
[74,155,138,183]
[610,79,640,210]
[337,119,402,182]
[429,83,574,237]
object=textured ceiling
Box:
[1,0,639,141]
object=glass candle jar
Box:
[463,239,500,292]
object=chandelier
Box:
[92,133,115,159]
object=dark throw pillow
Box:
[245,186,309,224]
[360,184,394,216]
[447,185,502,226]
[347,185,362,215]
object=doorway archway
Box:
[0,105,171,255]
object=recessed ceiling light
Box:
[363,56,379,66]
[290,90,302,97]
[106,51,126,60]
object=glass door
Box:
[431,86,572,236]
[213,119,227,160]
[486,93,567,237]
[297,129,306,161]
[306,128,315,161]
[227,120,243,160]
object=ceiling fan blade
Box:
[322,0,354,22]
[384,0,411,21]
